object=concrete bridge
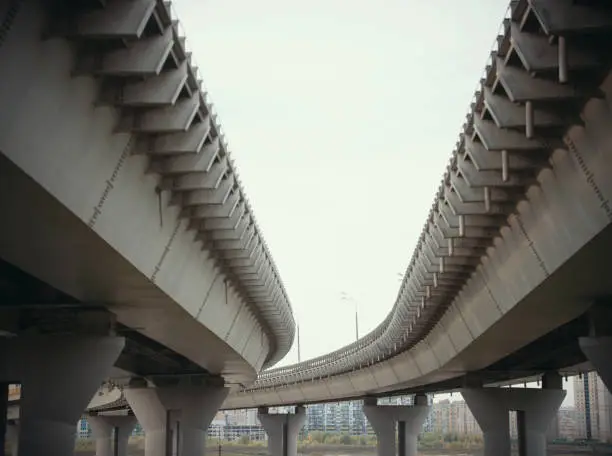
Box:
[0,0,294,454]
[4,1,612,456]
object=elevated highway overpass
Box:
[0,0,296,454]
[224,0,612,409]
[79,5,612,456]
[0,0,295,381]
[4,1,612,456]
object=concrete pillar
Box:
[461,387,565,456]
[0,335,125,456]
[363,395,430,456]
[125,385,228,456]
[88,414,138,456]
[6,424,18,456]
[542,372,562,442]
[257,406,306,456]
[579,336,612,394]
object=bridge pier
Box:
[257,406,306,456]
[363,394,430,456]
[579,336,612,394]
[461,383,565,456]
[0,335,124,456]
[124,384,228,456]
[88,414,137,456]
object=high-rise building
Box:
[574,372,612,442]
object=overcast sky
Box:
[174,0,575,404]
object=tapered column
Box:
[125,384,228,456]
[88,414,138,456]
[461,387,565,456]
[257,406,306,456]
[579,336,612,394]
[0,335,125,456]
[363,395,430,456]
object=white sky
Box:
[174,0,574,405]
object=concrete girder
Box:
[99,60,189,107]
[528,0,612,35]
[77,26,174,77]
[496,57,578,102]
[421,236,482,266]
[450,173,515,203]
[69,0,156,40]
[62,0,294,368]
[233,257,266,276]
[143,122,212,155]
[457,154,530,188]
[155,147,224,179]
[180,175,235,206]
[482,86,563,131]
[241,266,273,287]
[438,201,505,228]
[120,91,200,133]
[235,256,268,280]
[464,135,544,171]
[208,215,251,241]
[428,222,481,248]
[187,190,241,219]
[420,251,479,270]
[215,224,255,251]
[165,166,229,196]
[219,236,260,260]
[445,186,512,215]
[227,246,265,268]
[202,202,247,231]
[242,275,275,292]
[509,21,598,73]
[472,116,547,152]
[435,214,499,239]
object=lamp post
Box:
[341,292,359,341]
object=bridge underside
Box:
[0,256,209,381]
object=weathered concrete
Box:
[0,336,124,456]
[461,387,565,456]
[363,395,430,456]
[124,385,228,456]
[88,414,137,456]
[257,407,306,456]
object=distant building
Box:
[574,372,612,442]
[557,406,578,440]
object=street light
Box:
[341,292,359,341]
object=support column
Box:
[257,406,306,456]
[542,372,562,442]
[363,394,430,456]
[6,424,18,456]
[0,335,125,456]
[125,384,228,456]
[88,414,138,456]
[579,336,612,393]
[461,387,565,456]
